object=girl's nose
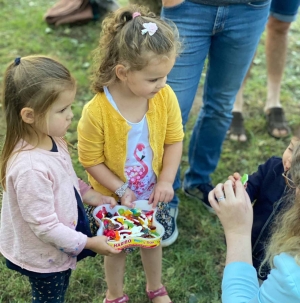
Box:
[157,77,167,89]
[286,159,291,170]
[68,111,74,120]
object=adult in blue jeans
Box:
[160,0,270,247]
[229,0,300,142]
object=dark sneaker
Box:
[155,202,178,247]
[183,183,215,213]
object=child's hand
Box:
[82,189,117,208]
[85,236,121,256]
[98,195,117,208]
[228,172,241,185]
[148,181,174,208]
[120,188,136,208]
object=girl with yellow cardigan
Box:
[77,5,183,303]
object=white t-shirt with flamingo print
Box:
[104,87,156,199]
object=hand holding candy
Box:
[148,181,174,208]
[82,189,117,208]
[208,180,253,238]
[228,172,241,184]
[85,235,121,256]
[228,172,248,189]
[120,187,136,208]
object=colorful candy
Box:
[95,206,159,241]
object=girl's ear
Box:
[20,107,35,124]
[115,64,128,81]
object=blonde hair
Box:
[262,142,300,269]
[0,55,75,190]
[92,4,181,92]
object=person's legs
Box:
[104,252,127,300]
[29,269,71,303]
[161,0,213,197]
[141,246,171,303]
[229,67,252,141]
[230,0,300,140]
[264,0,300,137]
[159,1,213,246]
[184,2,270,203]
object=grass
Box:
[0,1,300,302]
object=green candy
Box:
[118,208,125,215]
[241,173,248,185]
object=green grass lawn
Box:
[0,1,300,302]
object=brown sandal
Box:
[266,107,290,139]
[228,112,247,141]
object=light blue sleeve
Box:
[222,254,300,303]
[222,262,260,303]
[259,253,300,303]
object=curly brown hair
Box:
[91,4,181,93]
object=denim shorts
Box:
[270,0,300,22]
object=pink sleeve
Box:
[78,178,91,197]
[16,170,87,256]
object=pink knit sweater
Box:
[0,138,88,273]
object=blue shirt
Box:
[222,253,300,303]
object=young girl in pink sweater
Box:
[0,55,120,303]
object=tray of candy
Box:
[93,200,165,250]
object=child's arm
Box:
[86,163,136,208]
[78,104,136,208]
[15,170,120,257]
[149,141,183,207]
[78,178,117,207]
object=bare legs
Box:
[141,246,171,303]
[104,252,127,300]
[230,16,291,141]
[104,246,171,302]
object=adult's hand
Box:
[208,180,252,237]
[208,180,253,265]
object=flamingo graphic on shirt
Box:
[125,143,155,197]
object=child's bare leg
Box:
[104,252,126,300]
[140,246,171,303]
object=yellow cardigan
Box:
[77,85,184,199]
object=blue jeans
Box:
[270,0,300,22]
[162,1,270,207]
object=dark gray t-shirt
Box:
[187,0,264,5]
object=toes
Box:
[272,128,289,138]
[229,134,247,142]
[229,134,239,141]
[279,129,288,137]
[239,134,247,142]
[272,128,281,138]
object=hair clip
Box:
[132,12,141,19]
[14,57,21,66]
[141,22,158,36]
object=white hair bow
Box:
[141,22,158,36]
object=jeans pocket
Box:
[247,0,271,8]
[163,0,185,10]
